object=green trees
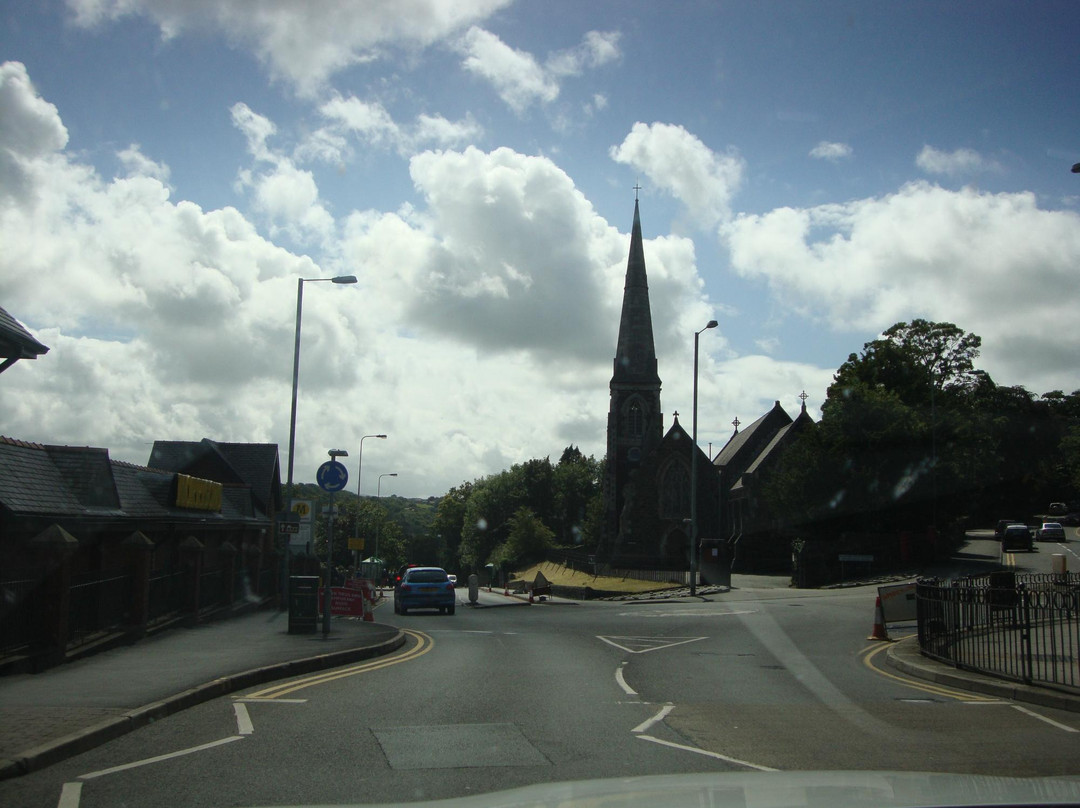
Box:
[766,320,1079,540]
[441,446,602,573]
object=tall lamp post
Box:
[354,434,387,568]
[281,274,356,607]
[376,472,398,560]
[690,319,718,597]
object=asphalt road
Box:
[3,574,1079,808]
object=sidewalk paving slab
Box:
[0,606,404,781]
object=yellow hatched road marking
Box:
[860,639,998,702]
[243,629,433,699]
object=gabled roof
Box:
[148,438,281,515]
[731,405,816,492]
[714,401,793,469]
[0,305,49,373]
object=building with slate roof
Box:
[0,435,283,671]
[0,304,49,374]
[719,400,816,571]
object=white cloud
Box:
[117,143,171,183]
[724,181,1080,393]
[0,64,728,497]
[809,141,852,161]
[458,26,560,113]
[66,0,514,95]
[457,27,621,114]
[0,62,69,204]
[231,102,335,247]
[304,94,483,161]
[610,122,745,229]
[916,145,999,177]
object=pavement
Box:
[885,633,1080,715]
[0,604,404,781]
[3,583,1079,783]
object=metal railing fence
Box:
[0,569,40,656]
[148,569,188,623]
[68,571,132,649]
[917,572,1080,693]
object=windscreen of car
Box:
[406,570,449,584]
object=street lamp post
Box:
[286,275,358,496]
[323,449,349,636]
[690,320,718,597]
[281,274,356,608]
[355,434,387,567]
[376,472,398,560]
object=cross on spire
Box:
[633,182,642,200]
[732,416,740,432]
[798,390,809,411]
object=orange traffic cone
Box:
[867,596,890,641]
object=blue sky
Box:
[1,1,1078,498]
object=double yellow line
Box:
[243,629,433,700]
[860,639,998,702]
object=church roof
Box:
[730,404,815,492]
[612,200,660,386]
[713,400,792,469]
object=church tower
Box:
[602,199,663,556]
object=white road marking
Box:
[57,782,82,808]
[233,702,254,735]
[234,698,307,704]
[598,635,707,654]
[632,704,674,733]
[1012,704,1079,733]
[637,734,778,771]
[79,736,244,780]
[615,662,637,696]
[618,610,756,618]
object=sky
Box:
[1,1,1078,500]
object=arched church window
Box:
[660,462,691,518]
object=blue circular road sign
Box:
[316,460,349,492]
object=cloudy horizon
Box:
[1,2,1077,498]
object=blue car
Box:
[394,567,456,615]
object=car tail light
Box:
[445,582,455,591]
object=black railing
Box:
[68,571,132,649]
[198,568,225,612]
[0,570,41,656]
[148,569,187,623]
[917,573,1080,693]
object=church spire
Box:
[612,199,660,385]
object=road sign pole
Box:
[324,488,334,635]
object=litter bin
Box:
[289,575,319,634]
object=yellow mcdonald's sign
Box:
[175,474,223,512]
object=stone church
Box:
[599,201,812,578]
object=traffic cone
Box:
[867,596,890,641]
[363,607,374,622]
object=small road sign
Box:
[316,460,349,492]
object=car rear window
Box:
[407,570,449,583]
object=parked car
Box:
[393,566,456,615]
[1001,523,1034,552]
[1036,522,1066,542]
[1048,502,1068,516]
[994,519,1021,541]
